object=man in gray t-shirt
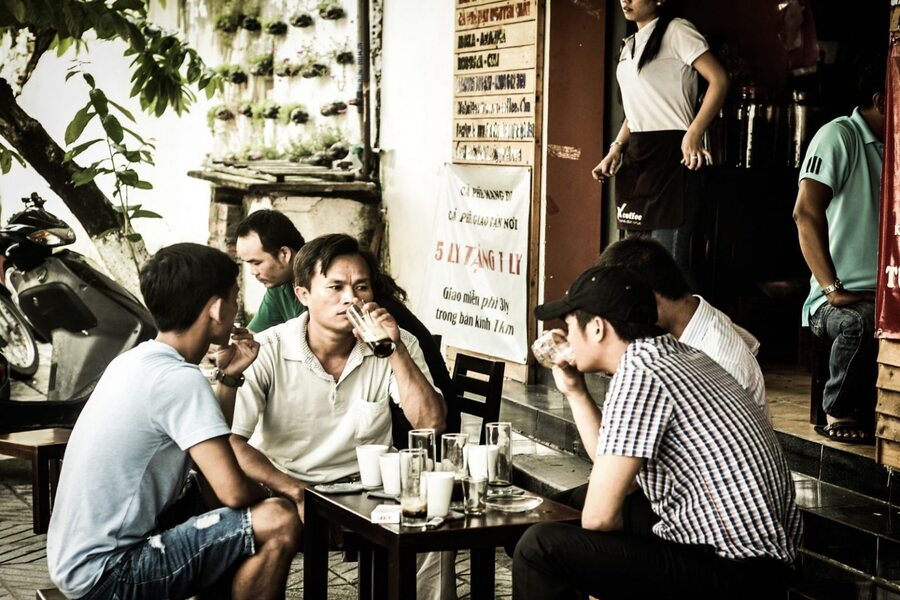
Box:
[47,243,301,600]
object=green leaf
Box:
[131,209,161,218]
[122,126,146,145]
[82,72,95,89]
[64,105,95,145]
[89,88,108,117]
[131,180,153,191]
[63,138,103,161]
[107,98,135,122]
[0,151,10,173]
[100,114,124,143]
[72,167,99,187]
[2,0,25,22]
[125,233,143,242]
[113,0,144,11]
[116,169,139,186]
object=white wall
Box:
[379,0,454,314]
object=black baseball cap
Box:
[534,265,658,324]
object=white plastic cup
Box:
[423,471,455,518]
[356,444,389,488]
[379,452,401,496]
[467,444,498,480]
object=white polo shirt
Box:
[679,296,769,421]
[617,17,709,132]
[233,313,439,483]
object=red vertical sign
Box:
[877,40,900,338]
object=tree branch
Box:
[0,77,121,236]
[16,28,55,93]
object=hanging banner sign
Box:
[422,165,530,363]
[876,40,900,338]
[453,0,538,166]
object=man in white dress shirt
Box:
[596,237,768,419]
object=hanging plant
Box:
[207,105,234,129]
[215,64,248,84]
[335,50,355,65]
[238,102,254,117]
[279,103,310,125]
[290,12,314,27]
[238,144,281,161]
[214,9,242,33]
[249,53,274,76]
[251,100,281,121]
[317,1,345,20]
[320,101,347,116]
[274,59,303,77]
[241,14,262,31]
[299,53,329,78]
[263,18,288,35]
[325,141,349,161]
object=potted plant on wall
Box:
[317,0,345,20]
[241,11,262,31]
[215,64,248,84]
[249,52,274,76]
[274,59,302,77]
[320,100,347,116]
[279,103,310,125]
[335,50,355,65]
[251,100,281,121]
[263,18,288,35]
[238,102,254,117]
[207,105,234,130]
[214,8,242,34]
[290,12,314,27]
[299,53,330,78]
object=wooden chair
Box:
[452,353,505,444]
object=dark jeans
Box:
[513,492,796,600]
[808,300,877,421]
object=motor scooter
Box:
[0,253,39,379]
[0,193,156,429]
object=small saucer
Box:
[485,495,543,513]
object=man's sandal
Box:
[814,422,872,445]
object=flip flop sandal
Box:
[814,422,871,445]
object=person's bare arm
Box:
[213,327,260,427]
[189,436,266,508]
[581,455,644,531]
[551,361,603,459]
[682,51,729,169]
[592,120,631,182]
[793,178,875,307]
[229,434,307,508]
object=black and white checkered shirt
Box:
[598,335,802,564]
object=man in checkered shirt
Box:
[513,265,802,599]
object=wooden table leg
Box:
[387,544,417,600]
[357,548,372,600]
[373,547,388,598]
[303,498,329,599]
[32,450,50,534]
[471,547,496,600]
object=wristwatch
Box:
[214,369,245,388]
[821,278,843,296]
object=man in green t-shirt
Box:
[793,57,885,444]
[236,210,306,333]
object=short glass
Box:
[531,330,574,368]
[485,422,512,488]
[462,476,487,516]
[408,428,436,471]
[346,300,395,358]
[399,448,428,527]
[440,433,468,479]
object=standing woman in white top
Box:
[592,0,728,290]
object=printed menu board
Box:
[453,0,539,166]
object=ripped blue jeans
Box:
[80,477,255,600]
[808,300,877,420]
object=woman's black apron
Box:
[614,130,686,231]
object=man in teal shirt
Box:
[236,210,306,333]
[793,58,885,444]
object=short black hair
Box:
[236,210,305,256]
[853,52,886,108]
[574,309,662,343]
[140,243,238,332]
[293,233,381,290]
[596,238,689,301]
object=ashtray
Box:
[485,495,543,513]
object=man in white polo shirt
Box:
[226,233,451,597]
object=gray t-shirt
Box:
[46,340,231,598]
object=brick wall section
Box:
[207,187,245,260]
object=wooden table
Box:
[303,487,580,600]
[0,428,70,533]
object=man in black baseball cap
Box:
[513,264,801,599]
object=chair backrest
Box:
[451,353,505,444]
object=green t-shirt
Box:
[248,282,306,333]
[799,108,883,326]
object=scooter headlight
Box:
[26,227,76,247]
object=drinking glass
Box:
[462,476,487,516]
[408,428,436,471]
[531,330,574,368]
[399,448,427,527]
[440,433,468,479]
[485,422,512,488]
[346,300,395,357]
